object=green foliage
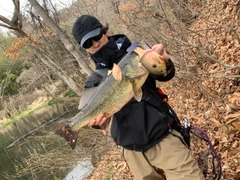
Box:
[0,34,30,96]
[47,98,59,106]
[2,119,14,127]
[103,167,115,180]
[54,176,59,180]
[0,59,23,95]
[63,90,77,97]
[27,110,34,115]
[0,34,15,48]
[1,97,59,127]
[14,111,22,116]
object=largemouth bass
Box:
[54,42,166,150]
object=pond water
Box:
[0,117,44,180]
[64,157,94,180]
[0,104,95,180]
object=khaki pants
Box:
[124,130,205,180]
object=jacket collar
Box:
[91,34,131,69]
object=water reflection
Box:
[0,105,78,180]
[64,157,94,180]
[0,103,111,180]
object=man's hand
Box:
[151,44,170,62]
[88,114,109,136]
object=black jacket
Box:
[84,34,131,88]
[85,34,177,152]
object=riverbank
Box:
[0,95,114,180]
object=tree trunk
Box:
[35,48,82,96]
[27,0,93,76]
[0,0,92,95]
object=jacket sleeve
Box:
[150,59,175,82]
[84,68,108,88]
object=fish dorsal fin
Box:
[78,87,96,110]
[131,79,143,102]
[78,70,111,110]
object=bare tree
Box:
[1,0,239,179]
[0,0,26,36]
[0,0,94,96]
[27,0,93,76]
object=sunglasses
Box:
[83,30,104,49]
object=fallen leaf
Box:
[209,118,224,127]
[232,122,240,131]
[225,112,240,122]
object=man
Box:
[72,14,205,180]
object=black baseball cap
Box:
[72,15,103,48]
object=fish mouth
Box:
[54,124,79,150]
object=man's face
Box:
[84,33,109,54]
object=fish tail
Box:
[52,120,79,150]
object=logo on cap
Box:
[76,24,87,35]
